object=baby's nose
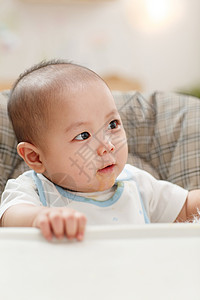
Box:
[97,140,115,156]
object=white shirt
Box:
[0,164,188,224]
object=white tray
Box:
[0,224,200,300]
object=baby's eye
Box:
[74,132,90,141]
[108,120,120,130]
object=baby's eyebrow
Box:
[105,109,119,119]
[65,121,90,133]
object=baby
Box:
[1,59,200,241]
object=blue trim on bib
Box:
[32,167,150,224]
[55,181,124,207]
[133,180,150,224]
[117,166,150,224]
[140,197,150,224]
[32,171,47,207]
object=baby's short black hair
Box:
[8,59,105,146]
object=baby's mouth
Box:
[97,164,115,174]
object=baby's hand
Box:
[32,207,87,241]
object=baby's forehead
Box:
[54,82,116,113]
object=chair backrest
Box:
[0,90,200,198]
[113,90,200,190]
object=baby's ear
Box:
[17,142,45,173]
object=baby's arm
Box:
[0,204,87,241]
[175,190,200,222]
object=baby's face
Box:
[41,80,128,192]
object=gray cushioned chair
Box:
[0,90,200,199]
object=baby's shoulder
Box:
[9,170,36,187]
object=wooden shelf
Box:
[103,74,142,91]
[0,82,12,91]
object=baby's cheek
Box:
[96,173,116,191]
[67,161,96,189]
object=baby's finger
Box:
[48,211,64,239]
[76,213,87,241]
[64,213,78,239]
[36,214,53,241]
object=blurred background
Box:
[0,0,200,95]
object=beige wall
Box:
[0,0,200,92]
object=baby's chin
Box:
[87,176,117,193]
[47,165,120,193]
